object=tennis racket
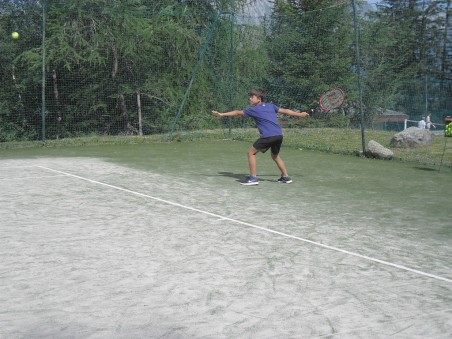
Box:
[319,87,346,111]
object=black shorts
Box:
[253,135,283,154]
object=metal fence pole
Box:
[41,0,46,143]
[228,9,235,136]
[352,0,366,155]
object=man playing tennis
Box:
[212,88,309,186]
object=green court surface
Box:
[1,141,451,338]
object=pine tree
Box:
[363,0,450,118]
[265,0,355,112]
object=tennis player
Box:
[212,88,309,186]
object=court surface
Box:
[0,143,451,338]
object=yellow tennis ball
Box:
[12,32,20,39]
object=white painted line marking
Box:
[36,165,452,284]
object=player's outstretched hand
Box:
[211,110,223,118]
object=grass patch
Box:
[1,128,451,169]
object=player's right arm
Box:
[212,110,245,118]
[278,108,309,118]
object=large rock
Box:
[367,140,394,160]
[390,127,434,148]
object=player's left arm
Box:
[278,108,309,118]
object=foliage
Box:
[361,0,451,122]
[264,0,358,122]
[0,0,451,147]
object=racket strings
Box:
[320,88,346,110]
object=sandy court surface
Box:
[0,157,451,338]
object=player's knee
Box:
[248,147,258,156]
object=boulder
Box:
[367,140,393,160]
[390,127,434,148]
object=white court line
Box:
[36,165,452,284]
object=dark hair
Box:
[248,88,266,102]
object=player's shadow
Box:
[218,172,272,182]
[218,172,244,182]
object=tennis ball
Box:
[12,32,19,39]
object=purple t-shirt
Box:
[244,102,282,138]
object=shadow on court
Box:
[218,171,244,181]
[413,166,440,172]
[218,171,277,182]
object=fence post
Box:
[352,0,366,155]
[228,9,235,137]
[41,0,46,143]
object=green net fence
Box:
[1,0,451,167]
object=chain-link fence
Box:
[1,0,451,165]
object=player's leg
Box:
[272,154,292,183]
[270,137,293,184]
[247,146,259,177]
[240,145,260,185]
[271,153,288,177]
